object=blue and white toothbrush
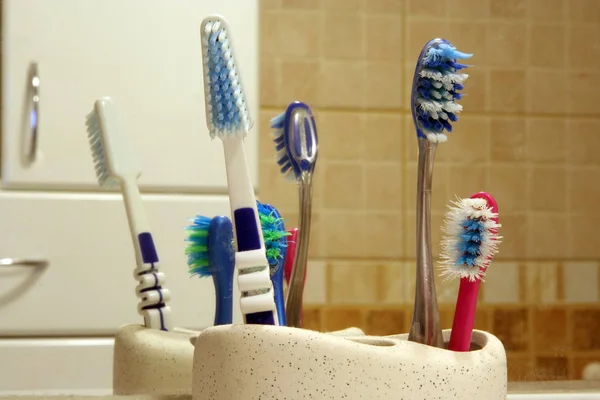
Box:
[270,101,318,328]
[200,15,278,325]
[86,97,172,331]
[186,215,235,326]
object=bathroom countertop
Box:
[0,383,598,398]
[508,380,600,393]
[2,382,600,399]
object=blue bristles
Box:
[201,17,252,138]
[411,39,473,143]
[185,215,212,277]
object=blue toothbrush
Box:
[186,215,235,325]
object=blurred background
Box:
[258,0,600,381]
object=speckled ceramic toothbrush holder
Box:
[192,325,507,400]
[112,324,367,395]
[113,324,201,395]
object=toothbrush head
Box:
[85,97,141,188]
[256,201,290,271]
[439,192,501,282]
[185,215,212,277]
[270,101,318,181]
[200,15,253,139]
[411,39,473,143]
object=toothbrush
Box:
[270,101,318,328]
[257,201,290,326]
[186,215,235,326]
[441,193,501,352]
[408,39,472,347]
[283,228,307,324]
[201,15,277,325]
[86,97,172,331]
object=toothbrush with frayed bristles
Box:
[85,97,172,331]
[200,15,277,325]
[257,201,290,326]
[270,101,318,328]
[408,39,472,347]
[185,215,235,326]
[440,192,501,352]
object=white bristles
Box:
[419,69,469,85]
[430,90,442,100]
[417,99,464,115]
[441,101,463,113]
[439,198,501,282]
[417,99,442,113]
[425,132,448,143]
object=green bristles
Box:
[257,201,290,266]
[185,215,211,277]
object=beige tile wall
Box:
[259,0,600,262]
[257,0,600,380]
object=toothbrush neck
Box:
[285,172,313,328]
[410,138,443,347]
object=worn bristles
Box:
[256,201,290,270]
[270,112,295,181]
[414,41,473,143]
[439,198,501,282]
[85,111,119,188]
[201,18,252,139]
[185,215,212,277]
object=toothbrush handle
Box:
[236,249,278,325]
[209,216,235,326]
[284,229,300,285]
[409,139,443,347]
[284,228,306,325]
[133,233,173,331]
[213,276,234,326]
[448,279,481,351]
[122,180,172,331]
[222,136,276,325]
[286,179,313,328]
[272,262,286,326]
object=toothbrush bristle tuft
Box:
[201,16,252,139]
[257,201,290,272]
[412,40,472,143]
[439,197,501,282]
[85,111,120,189]
[185,215,212,277]
[270,112,296,180]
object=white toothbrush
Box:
[200,15,278,325]
[86,97,172,331]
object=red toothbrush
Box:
[441,192,501,352]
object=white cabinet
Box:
[0,191,243,335]
[2,0,259,192]
[0,1,257,391]
[0,338,114,395]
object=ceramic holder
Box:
[192,325,507,400]
[113,324,200,395]
[112,324,366,395]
